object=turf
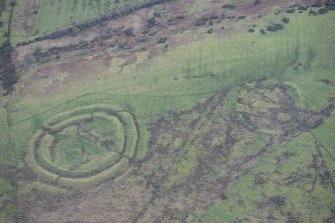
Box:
[191,132,335,222]
[0,1,335,222]
[10,10,335,165]
[10,0,154,44]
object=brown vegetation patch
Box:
[18,79,335,222]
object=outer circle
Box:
[26,105,139,188]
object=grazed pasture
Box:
[0,0,335,222]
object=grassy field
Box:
[0,177,15,223]
[0,0,10,46]
[190,131,335,222]
[34,0,146,32]
[1,0,335,222]
[10,0,154,44]
[10,10,335,160]
[185,11,335,222]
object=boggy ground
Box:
[17,79,335,222]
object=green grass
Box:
[313,114,335,152]
[230,135,267,163]
[34,0,149,33]
[1,5,335,221]
[7,9,335,173]
[0,0,11,46]
[22,105,140,188]
[0,177,15,223]
[312,114,335,174]
[54,134,102,170]
[10,0,153,43]
[0,177,13,205]
[57,158,129,188]
[0,203,15,223]
[0,104,12,167]
[17,182,68,198]
[167,145,198,186]
[191,132,335,222]
[48,114,125,172]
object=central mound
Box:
[26,105,139,188]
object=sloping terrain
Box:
[0,0,335,222]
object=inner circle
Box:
[35,112,126,178]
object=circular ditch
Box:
[26,105,139,188]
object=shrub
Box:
[195,18,208,26]
[153,12,161,18]
[298,6,309,11]
[10,1,16,7]
[175,15,185,20]
[158,37,167,43]
[325,0,335,10]
[193,14,219,27]
[282,17,290,24]
[286,8,295,13]
[147,16,157,28]
[311,3,323,7]
[124,27,135,37]
[220,192,228,200]
[266,23,284,32]
[222,4,235,9]
[269,195,286,207]
[309,10,318,15]
[253,0,260,6]
[138,35,150,42]
[319,8,328,14]
[0,46,19,93]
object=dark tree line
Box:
[0,0,18,94]
[0,43,18,94]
